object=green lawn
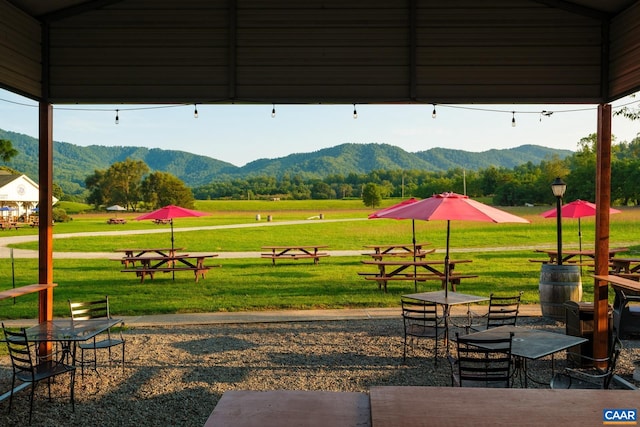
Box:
[1,200,638,319]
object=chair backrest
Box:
[486,292,522,329]
[2,324,35,380]
[401,299,439,329]
[69,296,111,321]
[603,336,623,389]
[454,331,514,388]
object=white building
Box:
[0,172,57,220]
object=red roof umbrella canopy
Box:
[135,205,209,251]
[375,192,529,295]
[540,199,621,219]
[540,199,621,253]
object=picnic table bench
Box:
[359,259,476,292]
[261,245,329,265]
[0,221,21,230]
[120,254,219,283]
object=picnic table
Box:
[609,257,640,274]
[359,259,476,292]
[362,242,434,260]
[153,218,172,224]
[261,245,329,265]
[119,253,218,283]
[113,247,186,268]
[0,221,21,230]
[532,247,628,265]
[107,218,127,224]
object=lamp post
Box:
[551,177,567,265]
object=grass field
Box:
[0,199,638,319]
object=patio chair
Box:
[401,298,445,363]
[449,331,514,388]
[68,296,125,376]
[550,335,622,389]
[2,323,76,424]
[612,287,640,339]
[469,292,522,332]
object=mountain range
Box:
[0,129,573,195]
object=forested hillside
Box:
[0,128,572,197]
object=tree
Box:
[141,171,195,209]
[0,139,18,162]
[362,183,382,208]
[84,158,149,210]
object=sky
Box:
[0,88,639,167]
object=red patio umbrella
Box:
[135,205,209,252]
[540,199,621,254]
[375,192,529,296]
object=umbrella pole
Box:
[412,219,417,292]
[171,219,175,280]
[445,220,451,298]
[578,218,583,274]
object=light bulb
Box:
[432,104,437,119]
[115,109,119,125]
[511,112,516,127]
[271,104,276,118]
[353,104,358,119]
[194,104,198,118]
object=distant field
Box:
[1,199,638,319]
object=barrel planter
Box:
[539,264,582,321]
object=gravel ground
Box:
[1,316,639,427]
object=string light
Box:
[271,104,276,118]
[540,110,553,122]
[193,104,198,118]
[353,104,358,119]
[115,109,119,125]
[511,111,516,127]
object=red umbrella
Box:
[540,199,621,257]
[135,205,209,252]
[375,192,529,296]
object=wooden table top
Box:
[363,242,431,249]
[204,390,370,427]
[594,274,640,292]
[369,386,640,427]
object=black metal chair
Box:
[68,296,125,376]
[550,335,622,389]
[449,331,514,388]
[401,298,445,363]
[612,287,640,339]
[469,292,522,332]
[2,323,76,424]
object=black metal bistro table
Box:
[402,290,489,348]
[457,325,588,387]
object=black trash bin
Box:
[564,301,612,367]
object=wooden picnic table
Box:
[107,217,127,224]
[0,221,21,230]
[261,245,329,265]
[609,257,640,274]
[120,254,218,283]
[362,242,433,260]
[360,259,476,292]
[113,247,186,267]
[533,247,628,265]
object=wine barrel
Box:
[539,264,582,320]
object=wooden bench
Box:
[260,253,329,265]
[365,274,477,293]
[0,283,57,301]
[121,266,215,283]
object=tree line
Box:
[192,134,640,207]
[58,133,640,210]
